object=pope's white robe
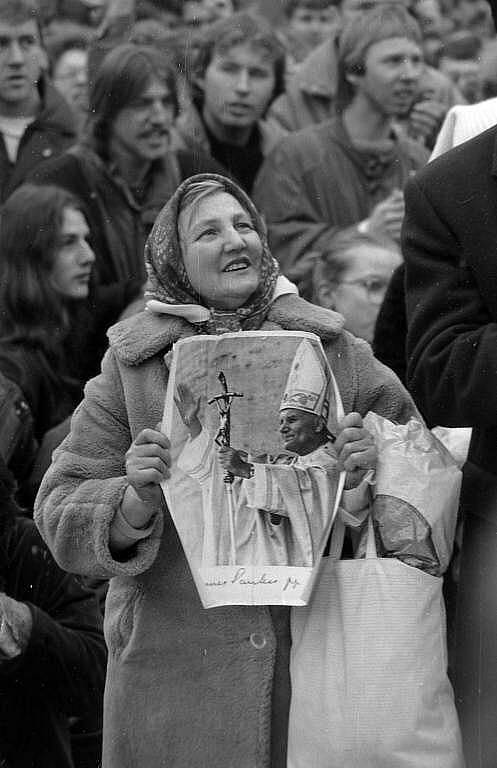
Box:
[178,428,353,568]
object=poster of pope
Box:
[161,330,366,607]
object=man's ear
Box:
[315,281,337,310]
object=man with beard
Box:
[32,43,221,293]
[29,43,222,387]
[254,3,428,297]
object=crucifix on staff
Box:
[208,372,244,565]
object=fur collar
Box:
[108,294,344,366]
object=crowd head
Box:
[313,229,402,343]
[0,0,45,115]
[0,183,94,344]
[87,43,178,165]
[191,12,285,138]
[337,2,423,112]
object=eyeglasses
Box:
[338,277,390,303]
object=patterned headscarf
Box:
[144,173,279,333]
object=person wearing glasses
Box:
[312,229,401,344]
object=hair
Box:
[0,0,39,24]
[0,0,43,43]
[0,184,84,350]
[189,12,286,104]
[312,228,400,302]
[284,0,340,17]
[86,43,179,161]
[336,2,423,110]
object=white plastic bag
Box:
[288,517,464,767]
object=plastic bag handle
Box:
[365,515,377,559]
[329,365,346,528]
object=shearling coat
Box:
[35,295,417,768]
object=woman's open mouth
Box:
[223,258,250,273]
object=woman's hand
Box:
[218,446,252,479]
[335,412,377,489]
[125,422,171,508]
[174,383,201,438]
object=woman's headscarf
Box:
[144,174,279,333]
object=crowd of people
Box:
[1,0,497,765]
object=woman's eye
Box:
[236,221,254,231]
[197,228,217,239]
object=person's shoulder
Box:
[107,309,195,367]
[263,118,339,168]
[36,80,77,137]
[28,146,82,185]
[415,123,497,190]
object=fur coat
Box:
[34,292,416,768]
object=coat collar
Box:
[290,35,339,99]
[108,294,345,366]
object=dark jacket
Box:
[0,80,77,204]
[403,124,497,767]
[404,124,497,476]
[373,262,407,384]
[253,117,427,295]
[31,146,224,289]
[0,341,80,443]
[171,100,286,193]
[0,515,106,768]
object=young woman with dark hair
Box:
[0,183,103,442]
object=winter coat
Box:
[35,294,417,768]
[0,515,106,768]
[267,34,465,134]
[253,117,427,294]
[0,80,77,203]
[403,124,497,766]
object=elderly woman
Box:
[35,174,416,768]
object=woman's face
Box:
[178,191,263,310]
[317,244,401,343]
[51,207,95,300]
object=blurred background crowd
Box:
[0,0,496,766]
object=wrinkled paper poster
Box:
[161,330,343,607]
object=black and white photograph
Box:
[1,0,497,765]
